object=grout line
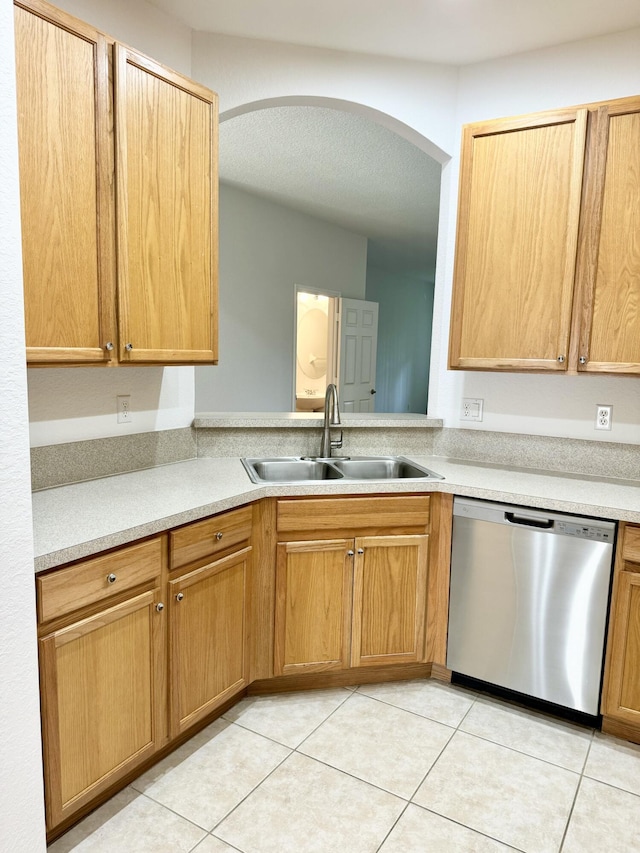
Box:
[409,802,529,853]
[558,775,583,853]
[373,801,412,853]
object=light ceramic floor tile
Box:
[583,730,640,796]
[413,731,579,853]
[356,677,476,727]
[378,804,516,852]
[222,687,350,747]
[562,777,640,853]
[47,788,206,853]
[131,718,290,830]
[215,752,405,853]
[298,692,454,798]
[191,837,239,853]
[460,695,593,771]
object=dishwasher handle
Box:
[504,511,554,529]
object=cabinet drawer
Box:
[37,536,163,625]
[276,496,431,533]
[170,505,252,572]
[622,525,640,566]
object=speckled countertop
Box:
[31,455,640,573]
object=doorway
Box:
[294,288,379,413]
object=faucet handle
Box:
[331,431,343,449]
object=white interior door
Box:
[338,298,379,412]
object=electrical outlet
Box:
[462,398,484,422]
[595,404,612,431]
[117,395,132,424]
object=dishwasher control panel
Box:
[555,520,613,541]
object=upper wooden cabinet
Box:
[449,95,640,375]
[574,98,640,373]
[14,0,218,366]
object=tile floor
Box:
[48,679,640,853]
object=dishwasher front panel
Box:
[446,498,615,715]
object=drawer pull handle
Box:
[175,592,184,602]
[156,602,164,612]
[215,532,224,541]
[357,548,364,555]
[107,573,117,584]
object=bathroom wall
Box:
[195,184,367,412]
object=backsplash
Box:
[434,429,640,482]
[30,427,197,490]
[30,421,640,490]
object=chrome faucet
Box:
[319,383,343,457]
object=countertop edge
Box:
[32,455,640,572]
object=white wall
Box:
[196,184,367,412]
[52,0,192,75]
[429,27,640,443]
[26,0,195,449]
[0,2,46,849]
[192,31,459,162]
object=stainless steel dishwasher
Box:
[446,497,616,716]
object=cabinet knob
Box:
[347,550,354,557]
[579,356,587,364]
[125,343,133,351]
[557,355,565,363]
[156,602,164,612]
[107,573,117,584]
[215,532,223,541]
[175,592,184,602]
[104,342,114,351]
[357,548,364,555]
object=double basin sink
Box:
[242,456,444,484]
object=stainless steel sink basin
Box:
[241,455,443,484]
[242,458,344,483]
[330,457,443,480]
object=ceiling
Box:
[149,0,640,274]
[219,107,442,271]
[147,0,640,66]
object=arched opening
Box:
[196,97,447,414]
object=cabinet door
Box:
[575,98,640,373]
[14,0,115,365]
[39,589,165,831]
[602,569,640,725]
[274,540,353,676]
[351,535,428,667]
[115,45,218,364]
[449,109,587,371]
[169,547,250,737]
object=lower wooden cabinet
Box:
[602,523,640,740]
[351,535,428,667]
[168,546,251,736]
[273,496,435,677]
[37,494,453,838]
[37,538,167,832]
[274,539,353,675]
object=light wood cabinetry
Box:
[602,523,640,743]
[449,94,640,375]
[37,536,167,833]
[273,495,435,677]
[14,0,218,366]
[351,534,428,667]
[274,539,353,675]
[168,507,251,737]
[573,97,640,373]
